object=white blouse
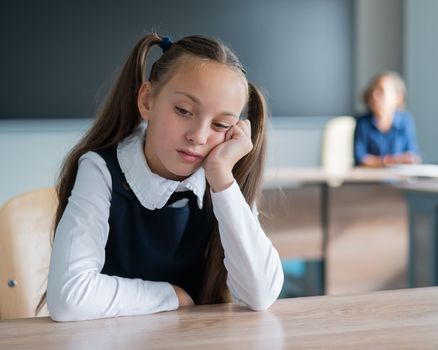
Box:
[47,124,283,321]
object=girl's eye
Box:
[213,122,231,130]
[175,106,192,116]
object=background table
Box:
[262,165,438,294]
[1,287,438,349]
[399,180,438,288]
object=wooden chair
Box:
[0,188,57,319]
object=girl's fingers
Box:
[232,120,251,139]
[224,126,234,142]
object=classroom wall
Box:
[354,0,403,113]
[0,120,89,205]
[404,0,438,163]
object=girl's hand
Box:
[203,119,253,192]
[172,285,195,307]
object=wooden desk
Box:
[1,287,437,349]
[262,166,410,296]
[262,165,438,295]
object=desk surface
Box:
[399,178,438,193]
[263,165,438,188]
[1,287,438,349]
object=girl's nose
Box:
[186,122,209,145]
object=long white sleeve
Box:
[211,182,284,310]
[47,153,178,321]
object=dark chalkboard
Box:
[0,0,353,118]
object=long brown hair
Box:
[37,33,268,313]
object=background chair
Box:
[321,116,356,184]
[0,187,57,319]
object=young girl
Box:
[354,71,421,167]
[42,33,283,321]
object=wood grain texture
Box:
[1,287,437,349]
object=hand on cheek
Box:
[203,120,253,192]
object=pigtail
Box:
[55,34,161,236]
[199,82,268,305]
[234,82,267,205]
[197,226,229,304]
[36,34,162,315]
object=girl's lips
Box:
[177,150,203,163]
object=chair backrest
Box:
[321,116,356,177]
[0,187,57,319]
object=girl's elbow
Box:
[49,307,73,322]
[246,265,284,311]
[247,298,274,311]
[247,275,284,311]
[47,280,95,322]
[48,295,94,322]
[47,293,76,322]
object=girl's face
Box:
[138,57,248,180]
[369,77,402,116]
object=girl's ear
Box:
[137,82,153,120]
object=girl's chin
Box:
[166,166,200,181]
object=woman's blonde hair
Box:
[362,71,407,109]
[37,33,268,313]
